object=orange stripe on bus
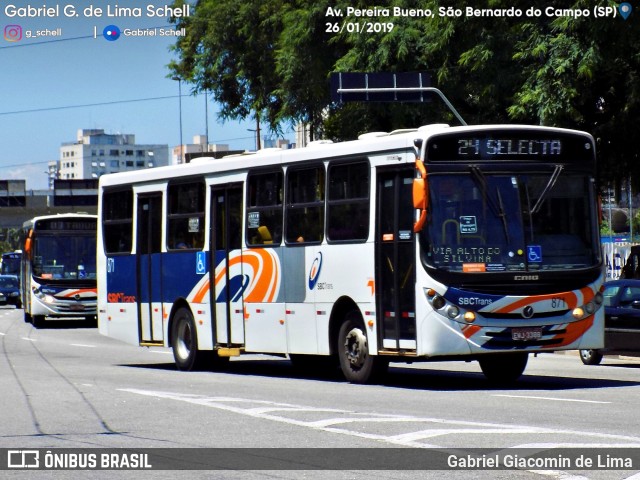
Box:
[61,288,97,297]
[192,280,210,304]
[494,292,578,314]
[550,316,595,348]
[461,324,482,339]
[212,250,279,303]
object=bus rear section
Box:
[21,215,98,327]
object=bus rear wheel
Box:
[478,353,528,383]
[171,307,210,371]
[337,311,388,384]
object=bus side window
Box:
[285,165,325,245]
[327,161,369,242]
[102,189,133,254]
[247,170,283,247]
[167,181,205,250]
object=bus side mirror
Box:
[413,159,428,233]
[24,230,33,259]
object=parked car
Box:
[0,274,21,308]
[580,279,640,365]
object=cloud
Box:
[5,163,50,190]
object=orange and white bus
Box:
[97,123,604,383]
[21,214,98,327]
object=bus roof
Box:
[22,213,98,229]
[98,124,594,189]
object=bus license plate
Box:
[512,327,542,341]
[70,304,85,311]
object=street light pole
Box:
[247,118,262,151]
[178,79,184,163]
[247,128,257,151]
[629,176,633,242]
[204,90,209,152]
[172,76,184,163]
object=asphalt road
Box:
[1,307,640,480]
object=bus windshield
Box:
[1,253,21,275]
[421,171,599,272]
[32,234,96,280]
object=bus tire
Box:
[171,307,209,371]
[579,349,603,365]
[479,353,528,383]
[31,315,45,329]
[337,311,388,384]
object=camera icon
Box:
[4,24,23,42]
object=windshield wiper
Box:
[530,165,564,214]
[495,187,509,244]
[524,184,534,243]
[469,166,509,242]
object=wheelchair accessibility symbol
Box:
[527,245,542,263]
[196,251,206,274]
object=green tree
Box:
[168,0,284,133]
[169,0,344,138]
[274,1,349,139]
[169,0,638,184]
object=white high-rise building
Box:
[56,129,169,183]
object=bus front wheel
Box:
[579,349,603,365]
[478,353,528,383]
[337,311,388,384]
[171,307,209,371]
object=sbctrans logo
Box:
[308,252,323,290]
[8,450,39,468]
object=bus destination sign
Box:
[426,130,594,163]
[37,220,97,231]
[457,138,561,157]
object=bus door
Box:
[210,184,245,346]
[376,169,417,351]
[136,193,164,344]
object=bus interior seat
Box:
[257,226,273,244]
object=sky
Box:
[0,0,288,190]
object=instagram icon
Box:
[4,24,23,42]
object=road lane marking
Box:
[493,394,611,404]
[70,343,96,348]
[119,388,640,450]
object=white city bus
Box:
[97,123,604,383]
[21,214,98,327]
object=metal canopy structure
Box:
[330,72,467,126]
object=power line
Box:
[0,34,94,49]
[0,95,183,116]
